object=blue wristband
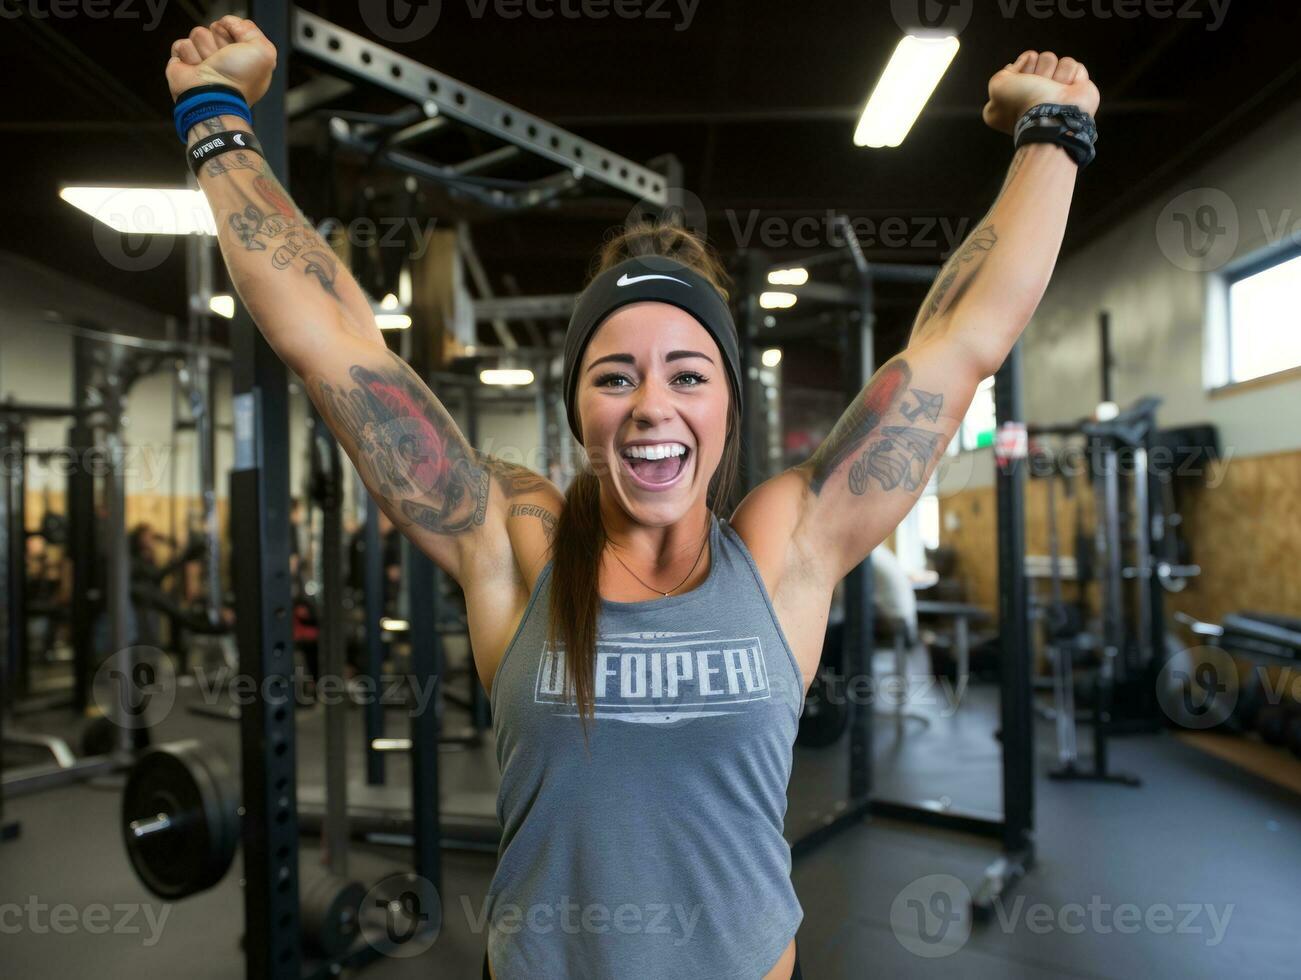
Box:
[173,85,252,142]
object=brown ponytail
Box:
[547,220,742,735]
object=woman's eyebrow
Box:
[586,350,714,373]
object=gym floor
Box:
[5,668,1297,979]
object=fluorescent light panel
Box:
[480,368,534,386]
[375,313,412,330]
[767,267,808,286]
[60,186,217,236]
[854,34,960,148]
[759,292,798,310]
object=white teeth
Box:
[621,443,687,461]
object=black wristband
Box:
[188,130,263,176]
[174,83,247,103]
[1013,103,1098,169]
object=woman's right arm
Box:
[170,18,557,585]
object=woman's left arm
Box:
[760,51,1101,585]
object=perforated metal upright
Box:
[228,4,302,977]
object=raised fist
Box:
[166,15,277,107]
[983,51,1101,135]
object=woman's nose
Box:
[630,379,672,423]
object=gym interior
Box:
[2,3,1300,979]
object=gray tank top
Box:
[486,512,806,979]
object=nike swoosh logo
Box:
[617,273,691,288]
[233,134,245,145]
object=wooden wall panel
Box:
[937,448,1301,631]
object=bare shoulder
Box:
[728,466,832,600]
[478,454,564,586]
[458,457,564,695]
[729,466,837,689]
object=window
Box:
[1226,250,1301,384]
[946,375,996,455]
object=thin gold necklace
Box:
[607,525,710,598]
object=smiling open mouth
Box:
[620,443,691,489]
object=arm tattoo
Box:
[508,503,558,541]
[848,426,942,495]
[309,351,489,535]
[198,141,341,301]
[921,224,998,321]
[899,388,943,423]
[807,360,912,494]
[482,456,548,498]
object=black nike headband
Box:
[561,256,742,445]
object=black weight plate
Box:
[301,871,366,958]
[121,740,239,899]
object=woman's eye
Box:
[596,373,632,388]
[674,372,707,386]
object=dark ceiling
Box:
[4,0,1301,359]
